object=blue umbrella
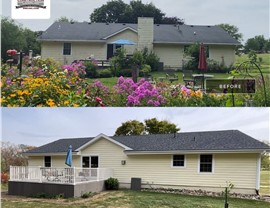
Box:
[65,145,72,167]
[111,39,136,45]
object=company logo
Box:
[12,0,50,19]
[16,0,46,9]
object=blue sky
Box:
[2,0,269,42]
[1,108,269,147]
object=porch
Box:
[9,166,113,198]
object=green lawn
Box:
[2,190,269,208]
[89,53,270,88]
[260,170,270,195]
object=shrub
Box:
[1,172,9,183]
[98,69,112,78]
[105,177,119,190]
[84,60,98,78]
[81,192,94,198]
[142,48,160,71]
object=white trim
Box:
[171,154,186,168]
[76,133,132,151]
[81,155,100,168]
[153,41,240,46]
[102,27,138,40]
[24,152,80,156]
[256,153,261,190]
[125,149,266,155]
[198,154,215,174]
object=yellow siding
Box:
[154,44,184,68]
[80,138,258,190]
[209,45,236,67]
[138,18,154,50]
[27,138,258,192]
[41,42,106,64]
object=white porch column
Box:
[256,153,261,190]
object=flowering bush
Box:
[2,58,264,107]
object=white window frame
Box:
[198,154,215,174]
[81,155,99,168]
[171,154,186,168]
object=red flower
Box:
[6,49,17,56]
[96,97,102,103]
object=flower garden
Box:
[1,58,269,107]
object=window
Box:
[200,155,213,173]
[44,156,51,167]
[172,155,185,167]
[63,43,71,55]
[82,156,99,168]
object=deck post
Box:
[97,168,99,181]
[73,167,76,185]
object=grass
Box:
[260,170,270,195]
[89,53,270,88]
[1,190,269,208]
[2,170,270,208]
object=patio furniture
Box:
[192,74,214,90]
[165,69,178,83]
[183,70,195,89]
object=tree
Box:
[90,0,184,24]
[144,118,180,134]
[1,142,35,173]
[217,23,243,43]
[55,16,78,23]
[261,153,270,170]
[114,118,180,136]
[1,17,41,61]
[115,120,145,136]
[245,35,269,53]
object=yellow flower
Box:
[46,99,56,107]
[73,104,80,107]
[64,101,70,105]
[10,94,16,97]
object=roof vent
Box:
[156,24,160,26]
[122,23,126,25]
[190,25,194,27]
[70,21,75,24]
[106,23,109,25]
[193,137,196,141]
[88,22,91,25]
[174,24,177,27]
[207,26,211,28]
[194,31,196,35]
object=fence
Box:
[9,166,113,184]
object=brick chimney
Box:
[137,17,154,51]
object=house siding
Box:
[27,138,259,194]
[209,45,236,67]
[154,44,184,68]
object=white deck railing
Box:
[9,166,113,185]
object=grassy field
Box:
[1,170,269,208]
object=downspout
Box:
[255,153,261,194]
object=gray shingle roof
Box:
[38,22,240,45]
[26,130,269,154]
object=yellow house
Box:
[38,17,240,68]
[22,130,268,195]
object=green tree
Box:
[245,35,268,53]
[115,120,145,136]
[1,17,26,61]
[261,153,270,170]
[114,118,180,136]
[217,23,243,43]
[144,118,180,134]
[90,0,184,24]
[1,17,41,61]
[55,16,77,23]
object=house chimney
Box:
[137,17,154,51]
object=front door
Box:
[107,44,114,59]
